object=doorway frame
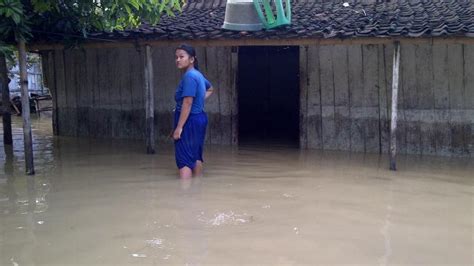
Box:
[235,45,301,147]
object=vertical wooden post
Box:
[230,46,239,146]
[390,42,401,171]
[144,44,155,154]
[1,53,13,145]
[18,40,35,175]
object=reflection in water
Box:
[177,177,209,265]
[1,116,53,265]
[3,145,17,214]
[0,115,473,265]
[378,177,393,266]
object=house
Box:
[32,0,473,156]
[1,57,47,115]
[8,62,46,96]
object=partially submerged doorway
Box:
[238,46,299,147]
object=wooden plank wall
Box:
[300,43,473,156]
[41,47,146,140]
[42,42,472,156]
[42,45,238,145]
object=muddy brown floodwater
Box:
[0,115,473,265]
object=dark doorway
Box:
[238,46,299,147]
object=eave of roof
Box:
[30,0,474,48]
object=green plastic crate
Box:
[253,0,291,29]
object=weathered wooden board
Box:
[109,48,122,138]
[63,49,78,137]
[389,42,401,170]
[464,44,474,154]
[116,48,135,139]
[43,51,59,135]
[218,47,232,145]
[306,46,323,149]
[118,48,132,111]
[153,46,176,142]
[448,44,464,111]
[53,50,65,135]
[230,47,239,145]
[331,45,351,151]
[362,44,380,153]
[130,47,144,111]
[401,44,419,154]
[92,48,107,138]
[447,44,467,155]
[74,48,89,137]
[432,44,450,109]
[378,44,390,154]
[299,45,309,149]
[204,47,221,145]
[319,45,336,150]
[431,43,450,154]
[464,45,474,110]
[347,44,365,152]
[84,48,96,138]
[415,44,436,155]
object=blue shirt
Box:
[175,68,211,114]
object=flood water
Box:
[1,115,473,265]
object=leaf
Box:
[124,4,131,15]
[12,13,20,24]
[0,42,15,63]
[32,0,52,13]
[129,0,140,10]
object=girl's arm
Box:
[173,96,193,140]
[205,86,214,100]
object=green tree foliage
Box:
[0,0,185,51]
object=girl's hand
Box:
[173,127,183,140]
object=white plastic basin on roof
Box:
[222,0,263,31]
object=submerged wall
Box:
[41,41,473,156]
[300,43,473,156]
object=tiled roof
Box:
[91,0,474,41]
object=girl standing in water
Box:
[173,44,214,178]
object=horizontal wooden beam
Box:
[29,36,474,51]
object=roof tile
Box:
[36,0,474,42]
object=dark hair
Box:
[176,44,199,71]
